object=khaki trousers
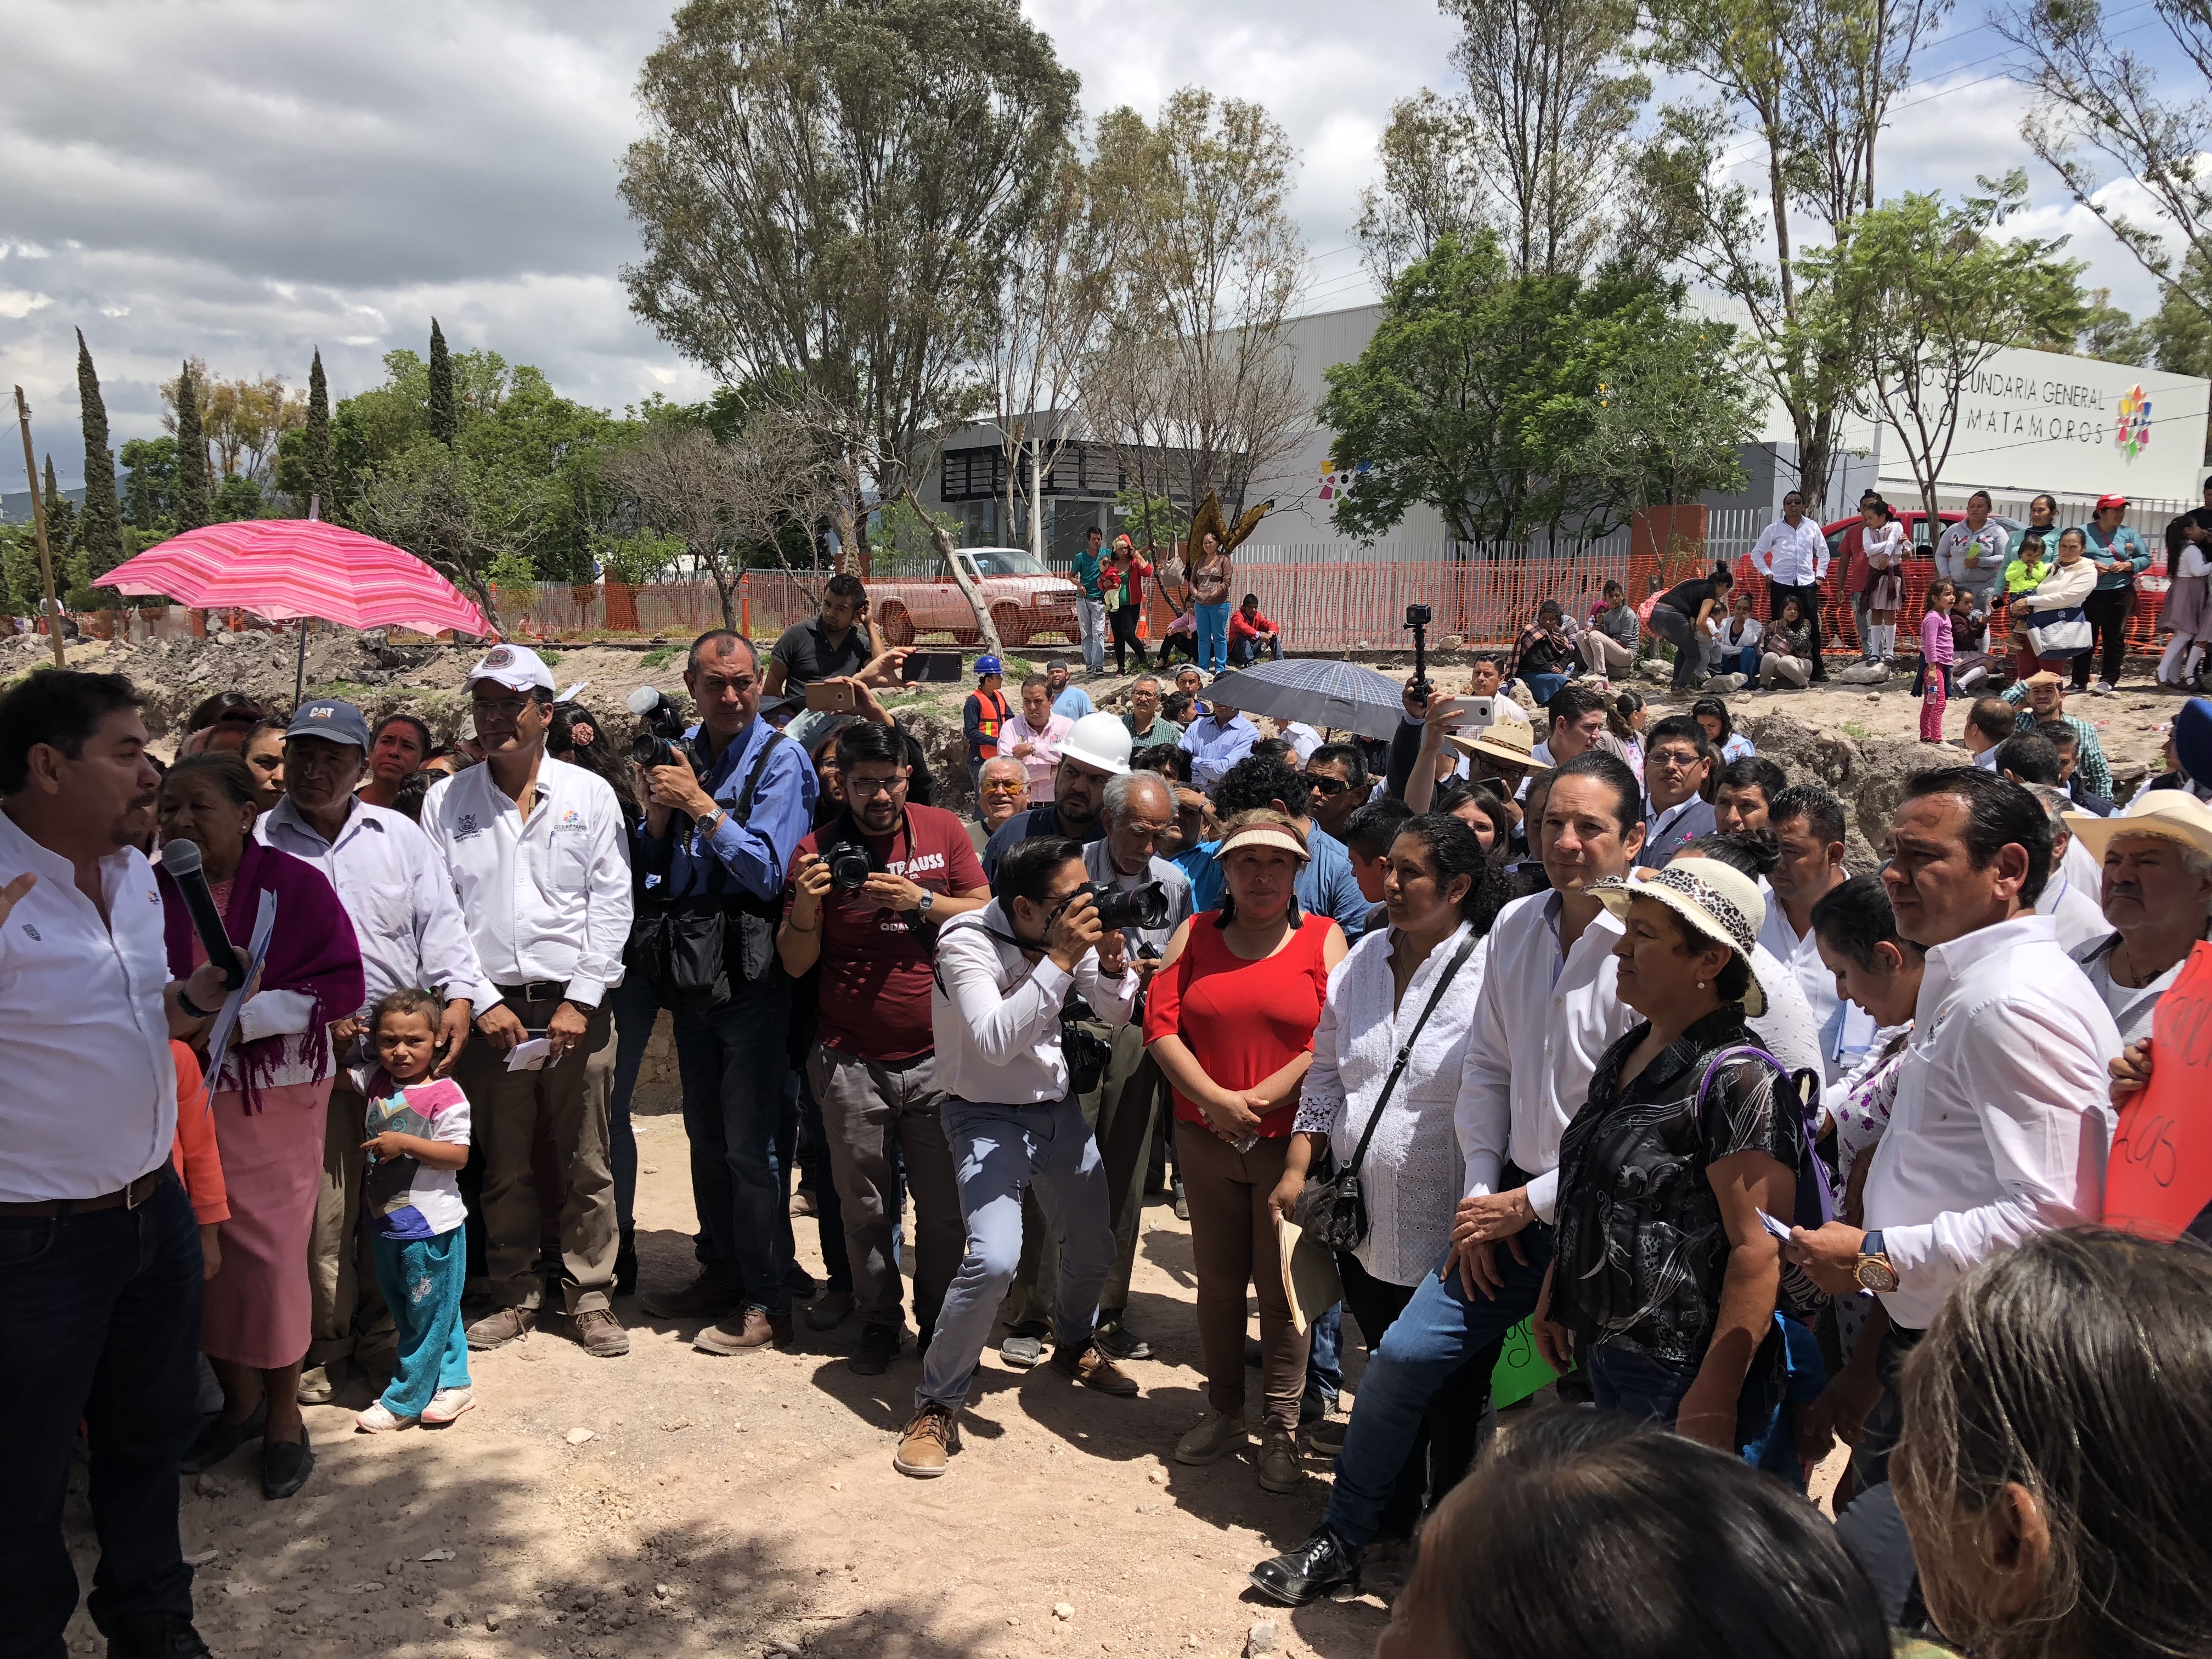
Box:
[303,1078,393,1369]
[455,990,618,1315]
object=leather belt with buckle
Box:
[502,980,570,1005]
[0,1166,168,1218]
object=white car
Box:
[871,545,1082,649]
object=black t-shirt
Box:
[1658,578,1720,619]
[771,619,871,690]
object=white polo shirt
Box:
[0,808,177,1203]
[419,757,634,1006]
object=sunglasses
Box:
[1302,773,1353,795]
[981,777,1027,794]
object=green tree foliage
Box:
[618,0,1079,562]
[173,362,211,533]
[40,454,76,569]
[302,348,334,514]
[212,475,271,523]
[1318,233,1750,546]
[2147,249,2212,379]
[75,330,125,593]
[1807,174,2088,533]
[120,437,179,534]
[2072,287,2153,368]
[428,319,457,446]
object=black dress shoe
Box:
[105,1612,213,1657]
[261,1427,314,1499]
[179,1400,266,1474]
[614,1226,638,1298]
[1093,1317,1153,1363]
[1250,1527,1361,1606]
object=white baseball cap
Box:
[466,644,556,694]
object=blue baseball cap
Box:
[2177,697,2212,789]
[974,654,1003,677]
[284,699,372,751]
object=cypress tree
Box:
[42,453,77,551]
[427,318,456,445]
[304,347,334,515]
[75,329,124,584]
[174,361,211,532]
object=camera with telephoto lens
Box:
[1082,879,1171,932]
[627,685,687,769]
[822,840,877,893]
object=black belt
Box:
[0,1166,168,1218]
[499,979,571,1004]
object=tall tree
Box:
[619,0,1078,569]
[173,360,210,532]
[303,347,334,515]
[1355,92,1492,287]
[75,330,124,590]
[2001,0,2212,323]
[1809,174,2087,534]
[160,360,306,484]
[427,319,457,446]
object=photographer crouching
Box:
[631,630,819,1353]
[1000,771,1192,1368]
[895,837,1144,1478]
[778,723,990,1376]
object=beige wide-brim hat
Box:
[1449,716,1551,771]
[1215,821,1311,864]
[1590,857,1773,1017]
[2064,788,2212,865]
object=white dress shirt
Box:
[1746,940,1826,1087]
[259,795,498,1018]
[1860,913,2121,1329]
[1756,880,1876,1084]
[1295,923,1488,1285]
[1752,516,1831,587]
[2035,859,2111,956]
[419,757,634,1007]
[930,901,1140,1105]
[0,810,177,1202]
[1455,891,1638,1221]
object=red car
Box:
[1820,508,2025,562]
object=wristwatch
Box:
[1853,1229,1899,1294]
[916,889,936,918]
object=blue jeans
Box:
[1322,1227,1552,1549]
[1522,670,1568,706]
[1,1170,202,1657]
[1228,633,1283,668]
[672,978,795,1316]
[1646,605,1702,687]
[918,1096,1113,1412]
[606,971,662,1233]
[1195,602,1231,673]
[1587,1342,1699,1424]
[370,1229,470,1418]
[1304,1304,1341,1419]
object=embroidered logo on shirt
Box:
[454,812,482,842]
[20,923,38,941]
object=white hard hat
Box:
[1060,710,1132,776]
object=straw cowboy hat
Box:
[1448,717,1551,771]
[2064,788,2212,866]
[1590,857,1774,1017]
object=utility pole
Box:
[13,385,66,670]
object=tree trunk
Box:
[905,486,1001,658]
[1030,442,1045,563]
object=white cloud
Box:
[0,289,53,320]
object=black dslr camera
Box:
[627,686,687,769]
[822,840,878,893]
[1079,879,1171,932]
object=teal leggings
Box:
[371,1229,471,1418]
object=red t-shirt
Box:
[1143,911,1334,1138]
[788,804,988,1061]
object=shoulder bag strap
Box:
[1341,930,1482,1184]
[729,730,787,828]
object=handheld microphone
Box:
[161,839,246,990]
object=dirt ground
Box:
[60,1111,1436,1659]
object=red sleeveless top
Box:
[1143,911,1335,1138]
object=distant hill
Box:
[1,483,91,524]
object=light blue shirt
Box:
[1178,711,1258,792]
[640,718,818,905]
[1052,685,1095,721]
[2079,521,2152,592]
[1174,823,1369,940]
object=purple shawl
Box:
[158,837,365,1110]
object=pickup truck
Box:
[870,546,1082,650]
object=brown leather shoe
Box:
[1052,1341,1139,1396]
[464,1306,534,1351]
[572,1308,630,1358]
[892,1404,960,1478]
[641,1273,746,1320]
[693,1307,794,1355]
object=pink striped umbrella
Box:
[104,520,489,637]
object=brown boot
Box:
[1052,1341,1139,1396]
[572,1308,630,1358]
[464,1306,534,1351]
[893,1404,961,1478]
[641,1273,746,1320]
[693,1307,794,1355]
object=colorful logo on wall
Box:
[2116,384,2153,460]
[1318,456,1370,501]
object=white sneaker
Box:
[422,1387,476,1425]
[2092,680,2117,697]
[355,1401,416,1433]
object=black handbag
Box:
[1296,931,1482,1252]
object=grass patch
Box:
[308,680,383,701]
[640,645,681,670]
[1840,720,1876,742]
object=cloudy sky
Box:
[0,0,2182,487]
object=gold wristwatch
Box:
[1854,1229,1899,1293]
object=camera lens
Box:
[826,843,873,892]
[1092,880,1170,932]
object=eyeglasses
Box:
[1302,773,1352,795]
[981,777,1027,794]
[844,775,909,797]
[470,696,532,722]
[1650,748,1703,769]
